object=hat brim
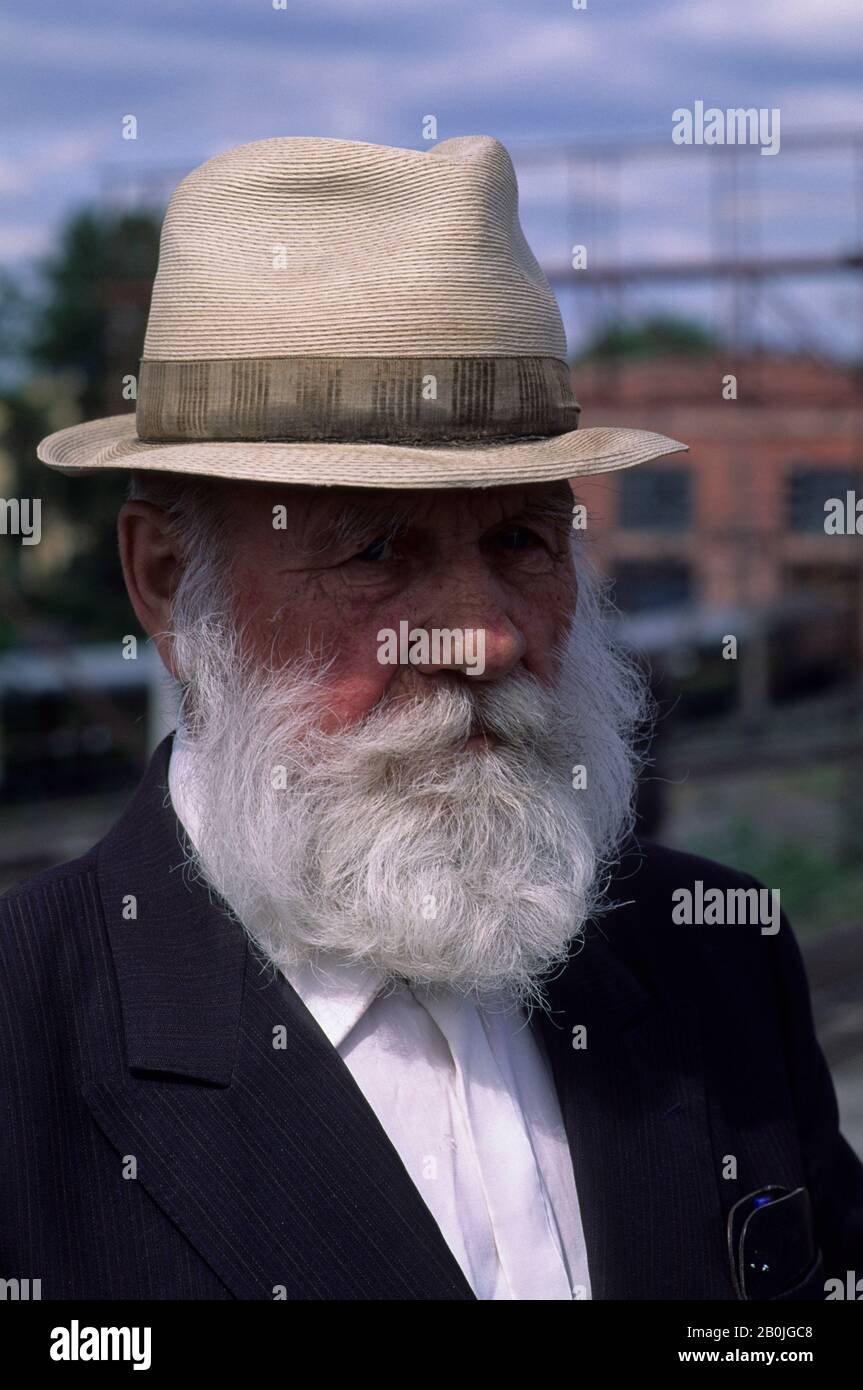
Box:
[37,412,687,489]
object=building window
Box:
[613,561,693,613]
[618,467,691,531]
[786,467,859,534]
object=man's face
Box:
[123,469,643,1001]
[218,479,577,732]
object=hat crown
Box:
[36,132,687,489]
[142,134,568,361]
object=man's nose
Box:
[409,585,526,681]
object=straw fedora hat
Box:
[37,134,686,489]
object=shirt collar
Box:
[280,959,388,1049]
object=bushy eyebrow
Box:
[302,488,574,555]
[494,493,574,532]
[303,498,415,555]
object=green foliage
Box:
[1,204,161,644]
[683,815,863,939]
[0,269,34,384]
[29,209,160,416]
[580,314,718,362]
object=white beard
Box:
[169,557,648,1009]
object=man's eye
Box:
[496,527,542,551]
[352,535,396,563]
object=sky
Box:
[2,0,862,356]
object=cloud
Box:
[0,0,859,380]
[0,222,54,259]
[652,0,863,56]
[0,157,29,196]
[772,81,863,126]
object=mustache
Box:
[289,666,569,777]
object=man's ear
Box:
[118,500,183,678]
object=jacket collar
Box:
[95,732,246,1085]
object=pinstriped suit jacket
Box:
[1,734,862,1299]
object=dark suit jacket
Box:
[1,734,861,1300]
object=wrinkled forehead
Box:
[216,477,576,547]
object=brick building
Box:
[571,355,863,635]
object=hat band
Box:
[135,355,580,444]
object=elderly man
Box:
[4,135,862,1302]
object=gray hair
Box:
[124,470,233,647]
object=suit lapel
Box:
[83,736,475,1300]
[532,861,730,1299]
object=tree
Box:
[30,208,160,417]
[2,205,162,644]
[580,314,718,362]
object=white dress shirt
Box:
[168,737,591,1301]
